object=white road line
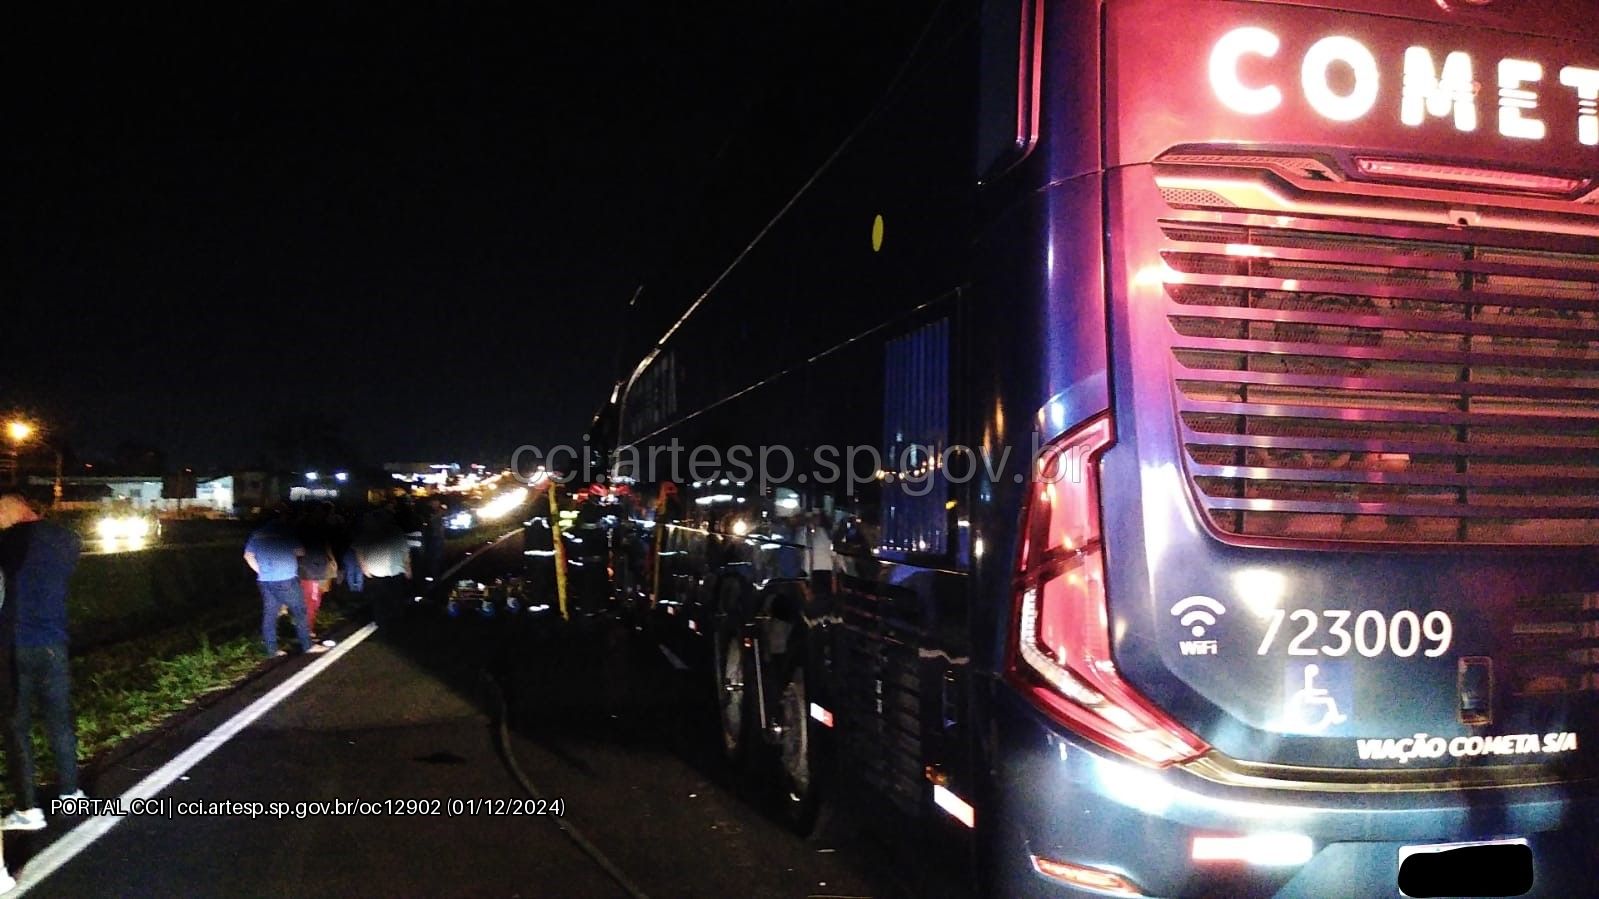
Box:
[427,527,524,592]
[657,644,689,672]
[13,526,524,892]
[11,622,379,895]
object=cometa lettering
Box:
[1355,731,1579,763]
[1210,26,1599,146]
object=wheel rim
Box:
[780,667,810,798]
[720,634,745,754]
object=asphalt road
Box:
[6,531,890,898]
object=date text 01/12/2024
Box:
[48,797,567,819]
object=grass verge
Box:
[2,524,503,807]
[0,594,360,809]
[73,626,263,762]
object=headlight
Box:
[96,516,152,540]
[476,487,529,522]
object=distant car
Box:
[91,509,161,550]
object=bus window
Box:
[881,317,950,558]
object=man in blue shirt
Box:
[244,509,321,659]
[0,492,84,832]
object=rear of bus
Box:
[996,0,1599,895]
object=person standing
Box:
[296,505,338,645]
[0,492,83,832]
[421,499,445,584]
[244,508,321,658]
[396,496,424,588]
[354,507,411,628]
[0,553,16,889]
[806,510,836,597]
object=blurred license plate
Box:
[1398,839,1532,898]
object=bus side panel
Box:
[613,2,987,878]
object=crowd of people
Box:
[0,489,456,891]
[244,496,448,656]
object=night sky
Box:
[5,3,901,472]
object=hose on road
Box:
[482,670,652,899]
[453,522,651,898]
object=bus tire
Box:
[774,636,821,834]
[713,617,753,767]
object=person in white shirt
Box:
[354,507,412,628]
[806,511,835,597]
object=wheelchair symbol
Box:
[1287,664,1347,733]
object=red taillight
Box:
[1007,415,1208,767]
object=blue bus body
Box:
[605,1,1599,894]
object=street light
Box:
[4,419,32,488]
[4,418,62,504]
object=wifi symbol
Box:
[1170,595,1227,638]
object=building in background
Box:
[382,462,497,495]
[31,475,234,516]
[232,471,288,514]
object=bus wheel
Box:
[776,656,820,833]
[716,626,751,762]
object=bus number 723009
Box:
[1256,609,1453,659]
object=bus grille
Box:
[1512,591,1599,695]
[1161,213,1599,544]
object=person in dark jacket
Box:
[395,497,424,599]
[0,492,83,832]
[0,555,15,889]
[421,499,445,584]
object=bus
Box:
[598,0,1599,895]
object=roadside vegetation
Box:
[0,519,515,807]
[72,599,358,761]
[0,545,361,808]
